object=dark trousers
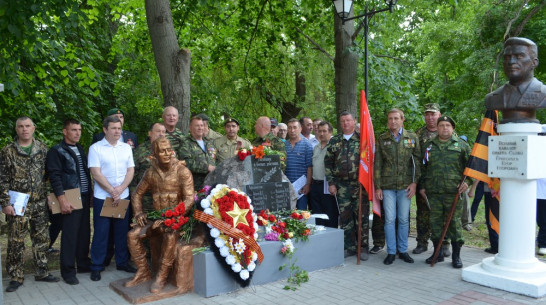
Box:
[60,193,91,279]
[309,180,339,228]
[537,199,546,248]
[90,197,130,271]
[48,210,62,248]
[470,181,484,222]
[372,201,385,247]
[484,192,499,250]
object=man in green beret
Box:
[213,118,251,163]
[419,116,471,268]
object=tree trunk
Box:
[145,0,191,133]
[334,11,358,129]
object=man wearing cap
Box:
[419,116,471,268]
[178,116,217,190]
[213,118,251,163]
[413,103,445,255]
[374,108,420,265]
[252,116,287,169]
[197,113,222,140]
[300,117,319,148]
[92,108,139,150]
[162,106,185,154]
[270,118,279,137]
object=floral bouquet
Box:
[193,184,263,287]
[259,209,313,242]
[237,145,286,168]
[147,201,194,242]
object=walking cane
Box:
[430,176,467,267]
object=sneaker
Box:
[369,246,384,254]
[90,271,101,281]
[538,248,546,255]
[6,281,22,292]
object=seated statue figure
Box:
[124,137,194,293]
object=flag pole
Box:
[430,175,467,267]
[357,184,363,265]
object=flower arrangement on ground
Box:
[193,184,263,287]
[258,209,313,242]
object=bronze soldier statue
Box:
[485,37,546,123]
[125,137,195,293]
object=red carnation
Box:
[165,210,173,218]
[268,215,276,222]
[164,219,173,227]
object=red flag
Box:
[358,90,381,216]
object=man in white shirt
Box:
[88,115,135,281]
[300,117,319,148]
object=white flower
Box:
[265,226,272,233]
[210,228,220,238]
[220,246,229,257]
[283,239,295,252]
[226,255,236,265]
[240,270,249,280]
[204,208,213,215]
[248,262,256,271]
[248,198,252,204]
[234,241,246,254]
[231,263,242,272]
[252,252,258,261]
[254,233,258,239]
[207,224,213,229]
[201,199,210,209]
[253,222,259,230]
[215,238,225,248]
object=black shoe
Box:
[442,244,451,257]
[383,254,396,265]
[344,249,356,258]
[398,252,414,263]
[77,266,91,273]
[6,281,22,292]
[426,243,444,264]
[412,245,427,254]
[369,246,384,254]
[90,271,101,281]
[117,265,137,273]
[64,277,79,285]
[484,247,498,254]
[35,274,60,283]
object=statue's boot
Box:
[150,233,176,293]
[125,229,152,287]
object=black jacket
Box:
[46,140,91,196]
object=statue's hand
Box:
[134,212,147,227]
[152,219,164,230]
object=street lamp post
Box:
[332,0,398,99]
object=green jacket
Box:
[178,135,216,190]
[419,135,471,194]
[374,128,421,190]
[324,132,360,186]
[0,138,48,214]
[130,141,154,212]
[165,128,185,158]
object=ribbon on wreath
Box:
[194,209,264,263]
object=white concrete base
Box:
[463,257,546,298]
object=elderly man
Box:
[310,121,338,228]
[485,37,546,123]
[252,116,287,168]
[270,118,279,136]
[125,137,195,293]
[300,117,319,148]
[178,116,216,190]
[130,123,166,213]
[324,111,369,260]
[46,119,92,285]
[162,106,185,153]
[285,119,313,210]
[213,118,251,163]
[419,116,471,268]
[88,115,136,281]
[1,117,60,292]
[374,109,420,265]
[277,123,288,141]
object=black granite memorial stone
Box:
[244,155,282,184]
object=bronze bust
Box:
[485,37,546,123]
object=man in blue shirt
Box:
[285,118,313,210]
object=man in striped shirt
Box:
[285,118,313,210]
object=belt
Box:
[312,179,324,184]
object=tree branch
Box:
[243,0,268,79]
[513,0,546,36]
[503,0,529,40]
[295,27,334,61]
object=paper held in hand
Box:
[8,190,29,216]
[48,188,83,214]
[100,197,130,219]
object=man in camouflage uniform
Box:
[197,113,222,140]
[252,116,287,170]
[419,116,471,268]
[162,106,185,155]
[0,117,60,292]
[213,118,251,163]
[178,116,216,190]
[413,103,451,255]
[130,122,166,213]
[324,111,369,261]
[374,109,420,265]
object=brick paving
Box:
[3,237,546,305]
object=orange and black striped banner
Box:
[463,110,500,234]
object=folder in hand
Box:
[100,197,130,219]
[48,188,83,214]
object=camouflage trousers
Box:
[416,192,450,247]
[429,192,464,245]
[337,181,369,251]
[6,210,50,283]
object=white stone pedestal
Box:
[462,123,546,298]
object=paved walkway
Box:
[3,238,546,305]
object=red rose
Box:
[283,233,290,239]
[165,210,173,218]
[280,222,286,228]
[268,215,276,222]
[164,219,172,227]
